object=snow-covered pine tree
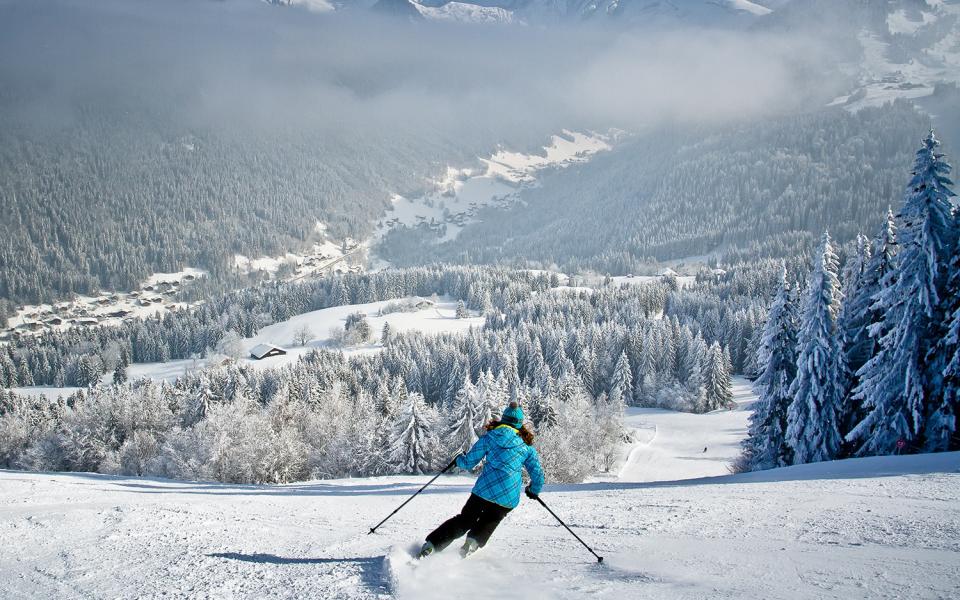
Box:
[703,342,733,413]
[745,266,798,470]
[838,233,871,374]
[446,378,484,456]
[837,213,897,446]
[608,350,633,408]
[849,131,958,456]
[387,391,441,475]
[786,232,846,464]
[932,248,960,451]
[923,145,959,452]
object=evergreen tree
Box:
[447,379,484,456]
[703,342,732,412]
[387,391,441,475]
[745,267,798,470]
[849,132,957,455]
[113,363,128,385]
[786,233,846,464]
[608,351,633,408]
[933,258,960,451]
[838,213,897,443]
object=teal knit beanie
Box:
[500,401,524,428]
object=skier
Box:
[418,401,544,559]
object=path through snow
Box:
[618,377,755,482]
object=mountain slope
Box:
[1,448,957,598]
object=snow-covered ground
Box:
[831,2,960,112]
[2,446,958,597]
[3,375,958,599]
[125,296,483,382]
[615,377,754,483]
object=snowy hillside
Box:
[829,0,960,111]
[123,296,483,382]
[414,1,515,23]
[374,130,612,245]
[2,440,957,598]
[270,0,776,25]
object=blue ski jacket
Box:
[456,426,545,509]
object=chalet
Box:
[414,299,435,310]
[44,317,64,326]
[184,274,196,281]
[108,310,131,318]
[658,268,679,278]
[249,343,287,361]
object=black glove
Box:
[525,485,539,500]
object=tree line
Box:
[0,263,764,484]
[743,131,959,471]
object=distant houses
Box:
[249,343,288,361]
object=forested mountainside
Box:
[0,0,592,314]
[378,103,934,272]
[0,106,490,307]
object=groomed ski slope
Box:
[1,381,959,599]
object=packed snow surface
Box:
[2,377,958,599]
[615,377,754,482]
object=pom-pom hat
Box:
[500,401,524,428]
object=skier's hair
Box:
[486,419,535,446]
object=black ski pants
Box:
[426,493,512,550]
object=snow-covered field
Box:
[125,296,483,382]
[374,131,613,244]
[2,375,958,599]
[831,3,960,112]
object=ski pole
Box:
[534,496,604,563]
[367,457,459,535]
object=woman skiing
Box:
[419,401,544,559]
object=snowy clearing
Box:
[615,377,754,483]
[125,296,483,382]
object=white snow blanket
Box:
[2,380,959,599]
